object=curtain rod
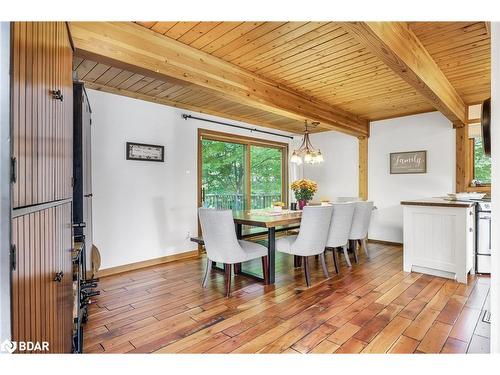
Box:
[181,114,295,140]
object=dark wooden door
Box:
[10,22,73,353]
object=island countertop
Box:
[400,197,476,208]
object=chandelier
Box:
[290,121,324,165]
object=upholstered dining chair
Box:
[325,202,356,272]
[198,208,269,297]
[349,201,374,262]
[275,206,334,287]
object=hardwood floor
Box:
[83,242,490,354]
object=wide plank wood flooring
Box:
[83,242,490,354]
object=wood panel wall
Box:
[12,22,73,209]
[11,203,73,353]
[11,22,74,353]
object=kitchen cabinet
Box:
[401,198,475,284]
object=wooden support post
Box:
[455,122,469,193]
[359,136,368,200]
[455,106,469,193]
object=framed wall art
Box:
[126,142,165,162]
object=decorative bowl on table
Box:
[273,202,285,212]
[321,198,331,206]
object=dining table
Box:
[214,209,303,285]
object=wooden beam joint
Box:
[343,22,467,125]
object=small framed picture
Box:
[126,142,165,162]
[390,150,427,174]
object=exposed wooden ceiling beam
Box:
[342,22,467,125]
[83,81,321,134]
[69,22,369,137]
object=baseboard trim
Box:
[95,250,200,278]
[368,238,403,246]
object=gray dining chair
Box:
[198,208,269,297]
[325,202,356,272]
[349,201,374,262]
[275,206,334,287]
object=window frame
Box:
[197,128,289,211]
[466,122,491,192]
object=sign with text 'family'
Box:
[390,151,427,174]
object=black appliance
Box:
[72,82,99,353]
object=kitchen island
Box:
[401,197,475,284]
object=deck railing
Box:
[204,193,282,210]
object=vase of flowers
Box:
[290,179,318,210]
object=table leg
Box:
[267,227,276,284]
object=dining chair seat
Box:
[274,235,298,255]
[237,240,268,263]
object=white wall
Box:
[368,112,455,243]
[303,131,359,201]
[88,89,297,270]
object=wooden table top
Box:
[233,209,302,228]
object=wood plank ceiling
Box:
[72,21,490,135]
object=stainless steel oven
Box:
[476,201,491,274]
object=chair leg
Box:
[342,245,352,267]
[202,258,212,288]
[224,263,232,298]
[294,255,302,268]
[332,248,340,274]
[361,238,369,257]
[303,256,311,287]
[261,256,269,284]
[352,240,359,263]
[234,262,242,274]
[319,252,329,278]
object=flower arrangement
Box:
[290,179,318,202]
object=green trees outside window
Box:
[201,138,284,210]
[473,138,491,184]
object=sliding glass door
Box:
[199,130,288,211]
[250,145,283,209]
[201,138,247,210]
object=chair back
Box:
[349,201,374,240]
[326,203,356,248]
[333,197,362,203]
[292,206,333,255]
[198,208,242,263]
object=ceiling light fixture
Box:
[291,121,324,165]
